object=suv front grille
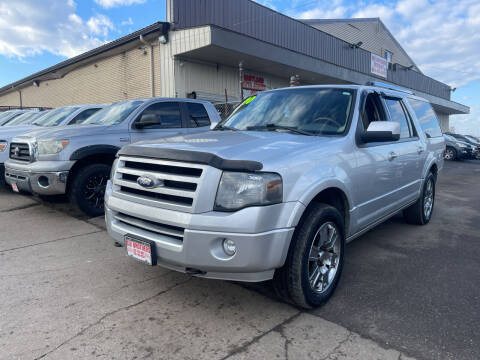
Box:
[9,142,32,162]
[114,211,185,241]
[113,156,206,212]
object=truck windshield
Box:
[217,88,355,135]
[83,101,143,126]
[4,111,40,126]
[33,107,80,127]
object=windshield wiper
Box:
[246,124,314,136]
[215,124,239,131]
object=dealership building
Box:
[0,0,469,128]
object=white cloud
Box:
[93,0,145,9]
[451,105,480,136]
[294,0,480,89]
[0,0,114,58]
[121,17,134,26]
[87,14,114,36]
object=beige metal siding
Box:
[0,91,20,107]
[0,45,153,108]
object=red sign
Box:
[371,54,388,78]
[242,74,267,91]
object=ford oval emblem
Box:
[137,175,156,188]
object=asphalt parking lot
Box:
[0,160,478,360]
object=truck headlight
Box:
[0,140,7,152]
[110,158,119,180]
[214,172,282,211]
[37,140,69,155]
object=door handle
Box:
[388,151,398,161]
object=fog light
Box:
[222,239,236,256]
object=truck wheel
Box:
[69,163,110,217]
[403,172,435,225]
[273,203,345,309]
[444,147,456,161]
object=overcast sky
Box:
[0,0,478,135]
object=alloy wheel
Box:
[308,222,341,294]
[83,173,108,210]
[423,178,434,220]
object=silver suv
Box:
[5,98,220,216]
[104,84,445,308]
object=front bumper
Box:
[4,160,74,195]
[105,183,300,282]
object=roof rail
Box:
[367,81,414,95]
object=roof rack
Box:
[367,81,414,95]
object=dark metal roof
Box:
[0,22,170,94]
[301,18,421,73]
[170,0,452,100]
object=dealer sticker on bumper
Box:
[11,183,19,193]
[125,235,156,266]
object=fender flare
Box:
[69,145,120,161]
[287,178,353,228]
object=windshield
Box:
[83,101,143,125]
[32,107,80,127]
[218,88,355,135]
[4,111,40,126]
[0,111,14,121]
[465,135,479,142]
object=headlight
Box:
[214,172,282,211]
[110,158,119,180]
[0,140,7,152]
[455,142,467,148]
[37,140,69,155]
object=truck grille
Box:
[9,142,32,162]
[113,156,207,212]
[114,211,185,242]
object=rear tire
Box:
[403,172,435,225]
[68,163,110,217]
[273,203,345,309]
[444,147,456,161]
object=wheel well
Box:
[429,163,438,181]
[306,187,350,232]
[66,154,115,194]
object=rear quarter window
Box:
[407,99,443,138]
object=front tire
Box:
[273,203,345,309]
[403,172,435,225]
[68,163,110,217]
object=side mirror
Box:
[134,114,159,129]
[361,121,400,143]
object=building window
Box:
[383,49,393,63]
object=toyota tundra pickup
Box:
[5,98,220,216]
[1,104,103,187]
[104,84,445,308]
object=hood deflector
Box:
[118,145,263,172]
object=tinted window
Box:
[187,103,210,127]
[33,107,80,127]
[408,99,442,138]
[69,108,101,124]
[135,102,181,129]
[384,99,411,139]
[362,93,386,130]
[4,111,39,126]
[219,88,355,135]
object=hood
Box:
[121,130,341,168]
[0,125,37,140]
[16,124,114,140]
